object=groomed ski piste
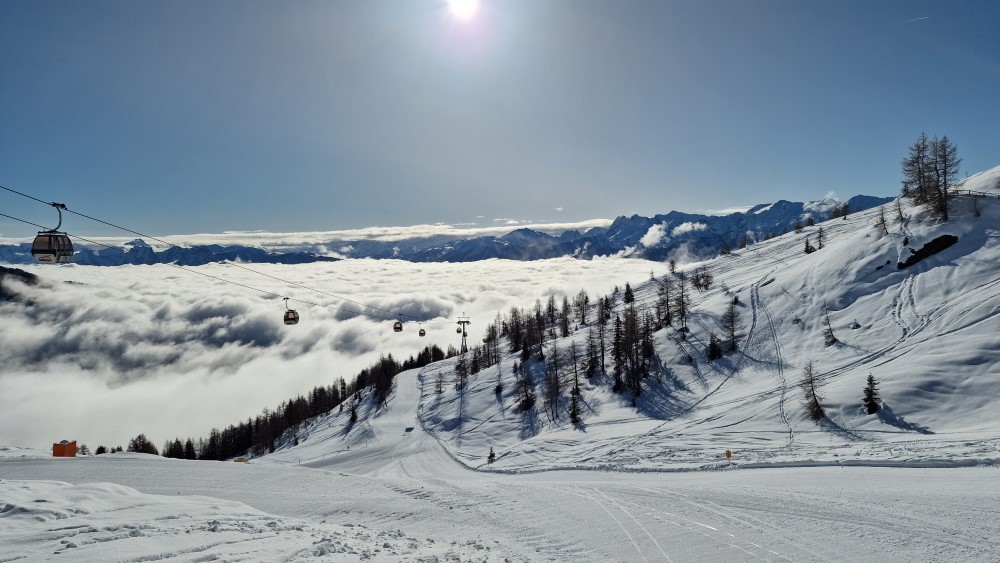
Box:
[3,166,1000,561]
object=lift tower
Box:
[457,315,471,354]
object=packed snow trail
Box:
[282,368,461,479]
[4,371,1000,561]
[5,458,999,561]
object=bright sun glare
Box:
[446,0,480,22]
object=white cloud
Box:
[554,207,564,212]
[671,222,708,236]
[0,257,667,450]
[639,223,668,247]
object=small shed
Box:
[52,440,77,457]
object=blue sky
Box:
[1,0,998,237]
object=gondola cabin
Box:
[32,232,74,263]
[284,309,299,325]
[393,321,403,332]
[419,328,426,337]
[456,327,462,334]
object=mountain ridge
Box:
[0,193,894,266]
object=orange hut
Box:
[52,440,77,457]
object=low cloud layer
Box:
[0,220,614,252]
[0,257,665,450]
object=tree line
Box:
[99,344,451,461]
[449,268,744,422]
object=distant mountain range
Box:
[0,195,892,266]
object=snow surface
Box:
[2,369,998,561]
[3,166,1000,560]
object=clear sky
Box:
[1,0,998,238]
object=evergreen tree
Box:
[574,289,590,325]
[720,300,743,350]
[863,373,882,414]
[546,294,557,325]
[612,315,624,391]
[804,236,816,254]
[127,434,159,456]
[517,361,535,411]
[95,445,108,455]
[706,333,722,361]
[488,447,496,464]
[559,296,571,337]
[569,391,581,424]
[569,341,581,396]
[800,361,826,421]
[184,439,197,460]
[817,226,825,249]
[585,326,601,378]
[623,282,635,304]
[655,275,673,328]
[672,274,691,331]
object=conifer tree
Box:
[184,439,197,460]
[612,315,624,391]
[672,273,690,331]
[800,361,826,421]
[706,333,722,361]
[823,307,838,346]
[874,206,889,237]
[517,361,535,411]
[559,297,571,337]
[623,282,635,304]
[721,300,743,350]
[932,135,961,221]
[574,289,590,325]
[902,132,933,204]
[863,373,882,414]
[656,275,673,329]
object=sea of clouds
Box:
[0,257,666,450]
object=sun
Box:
[446,0,480,22]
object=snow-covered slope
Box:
[269,167,1000,474]
[416,172,1000,471]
